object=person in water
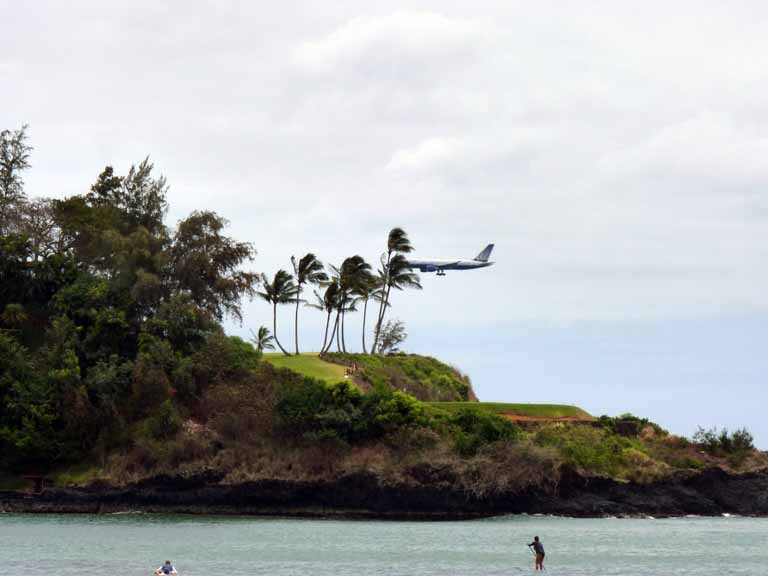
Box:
[156,560,177,575]
[528,536,545,570]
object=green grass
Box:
[427,402,593,420]
[324,352,473,402]
[263,353,348,383]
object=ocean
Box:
[1,513,765,575]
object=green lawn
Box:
[263,353,348,383]
[427,402,593,420]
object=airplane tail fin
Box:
[474,243,494,262]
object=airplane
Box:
[405,244,495,276]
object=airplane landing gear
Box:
[437,270,446,277]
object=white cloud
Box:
[599,113,768,186]
[294,11,489,73]
[386,137,465,173]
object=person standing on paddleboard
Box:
[528,536,545,570]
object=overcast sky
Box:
[3,1,767,445]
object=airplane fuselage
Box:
[404,243,495,276]
[406,258,494,273]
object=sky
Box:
[2,1,767,446]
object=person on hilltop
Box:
[155,560,177,575]
[528,536,545,570]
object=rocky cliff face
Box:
[2,467,767,518]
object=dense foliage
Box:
[0,127,258,472]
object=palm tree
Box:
[291,253,328,355]
[332,255,372,353]
[250,325,275,352]
[256,270,297,356]
[308,280,340,353]
[372,253,421,353]
[353,273,380,354]
[372,228,417,353]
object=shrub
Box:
[275,378,425,443]
[450,407,520,456]
[534,424,648,477]
[693,426,754,455]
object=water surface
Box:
[1,513,765,575]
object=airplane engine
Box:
[423,264,437,273]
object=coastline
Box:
[2,467,767,520]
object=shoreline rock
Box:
[1,467,766,519]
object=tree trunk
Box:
[341,305,347,353]
[294,285,301,355]
[334,308,342,352]
[321,310,331,353]
[324,312,338,354]
[373,282,392,354]
[361,297,369,354]
[273,303,290,356]
[372,252,392,354]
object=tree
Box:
[353,271,380,354]
[250,325,275,352]
[331,255,372,353]
[0,125,32,235]
[310,280,340,354]
[291,253,328,354]
[378,318,407,354]
[372,228,417,354]
[170,211,258,323]
[372,254,421,354]
[18,198,65,260]
[257,270,296,356]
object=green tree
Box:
[330,255,372,353]
[354,273,381,354]
[0,125,32,235]
[373,252,421,354]
[291,253,328,354]
[311,280,340,353]
[250,325,275,352]
[257,270,297,356]
[372,228,418,353]
[170,210,258,322]
[377,318,407,354]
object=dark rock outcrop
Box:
[1,467,767,519]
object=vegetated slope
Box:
[263,353,347,383]
[429,402,593,420]
[324,352,477,402]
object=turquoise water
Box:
[0,514,765,575]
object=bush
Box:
[534,424,647,477]
[275,378,425,443]
[693,426,754,455]
[598,413,667,437]
[450,407,520,456]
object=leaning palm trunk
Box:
[324,312,339,354]
[372,283,392,354]
[361,297,369,354]
[334,308,342,352]
[273,303,290,355]
[294,291,301,355]
[320,310,331,353]
[341,306,348,353]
